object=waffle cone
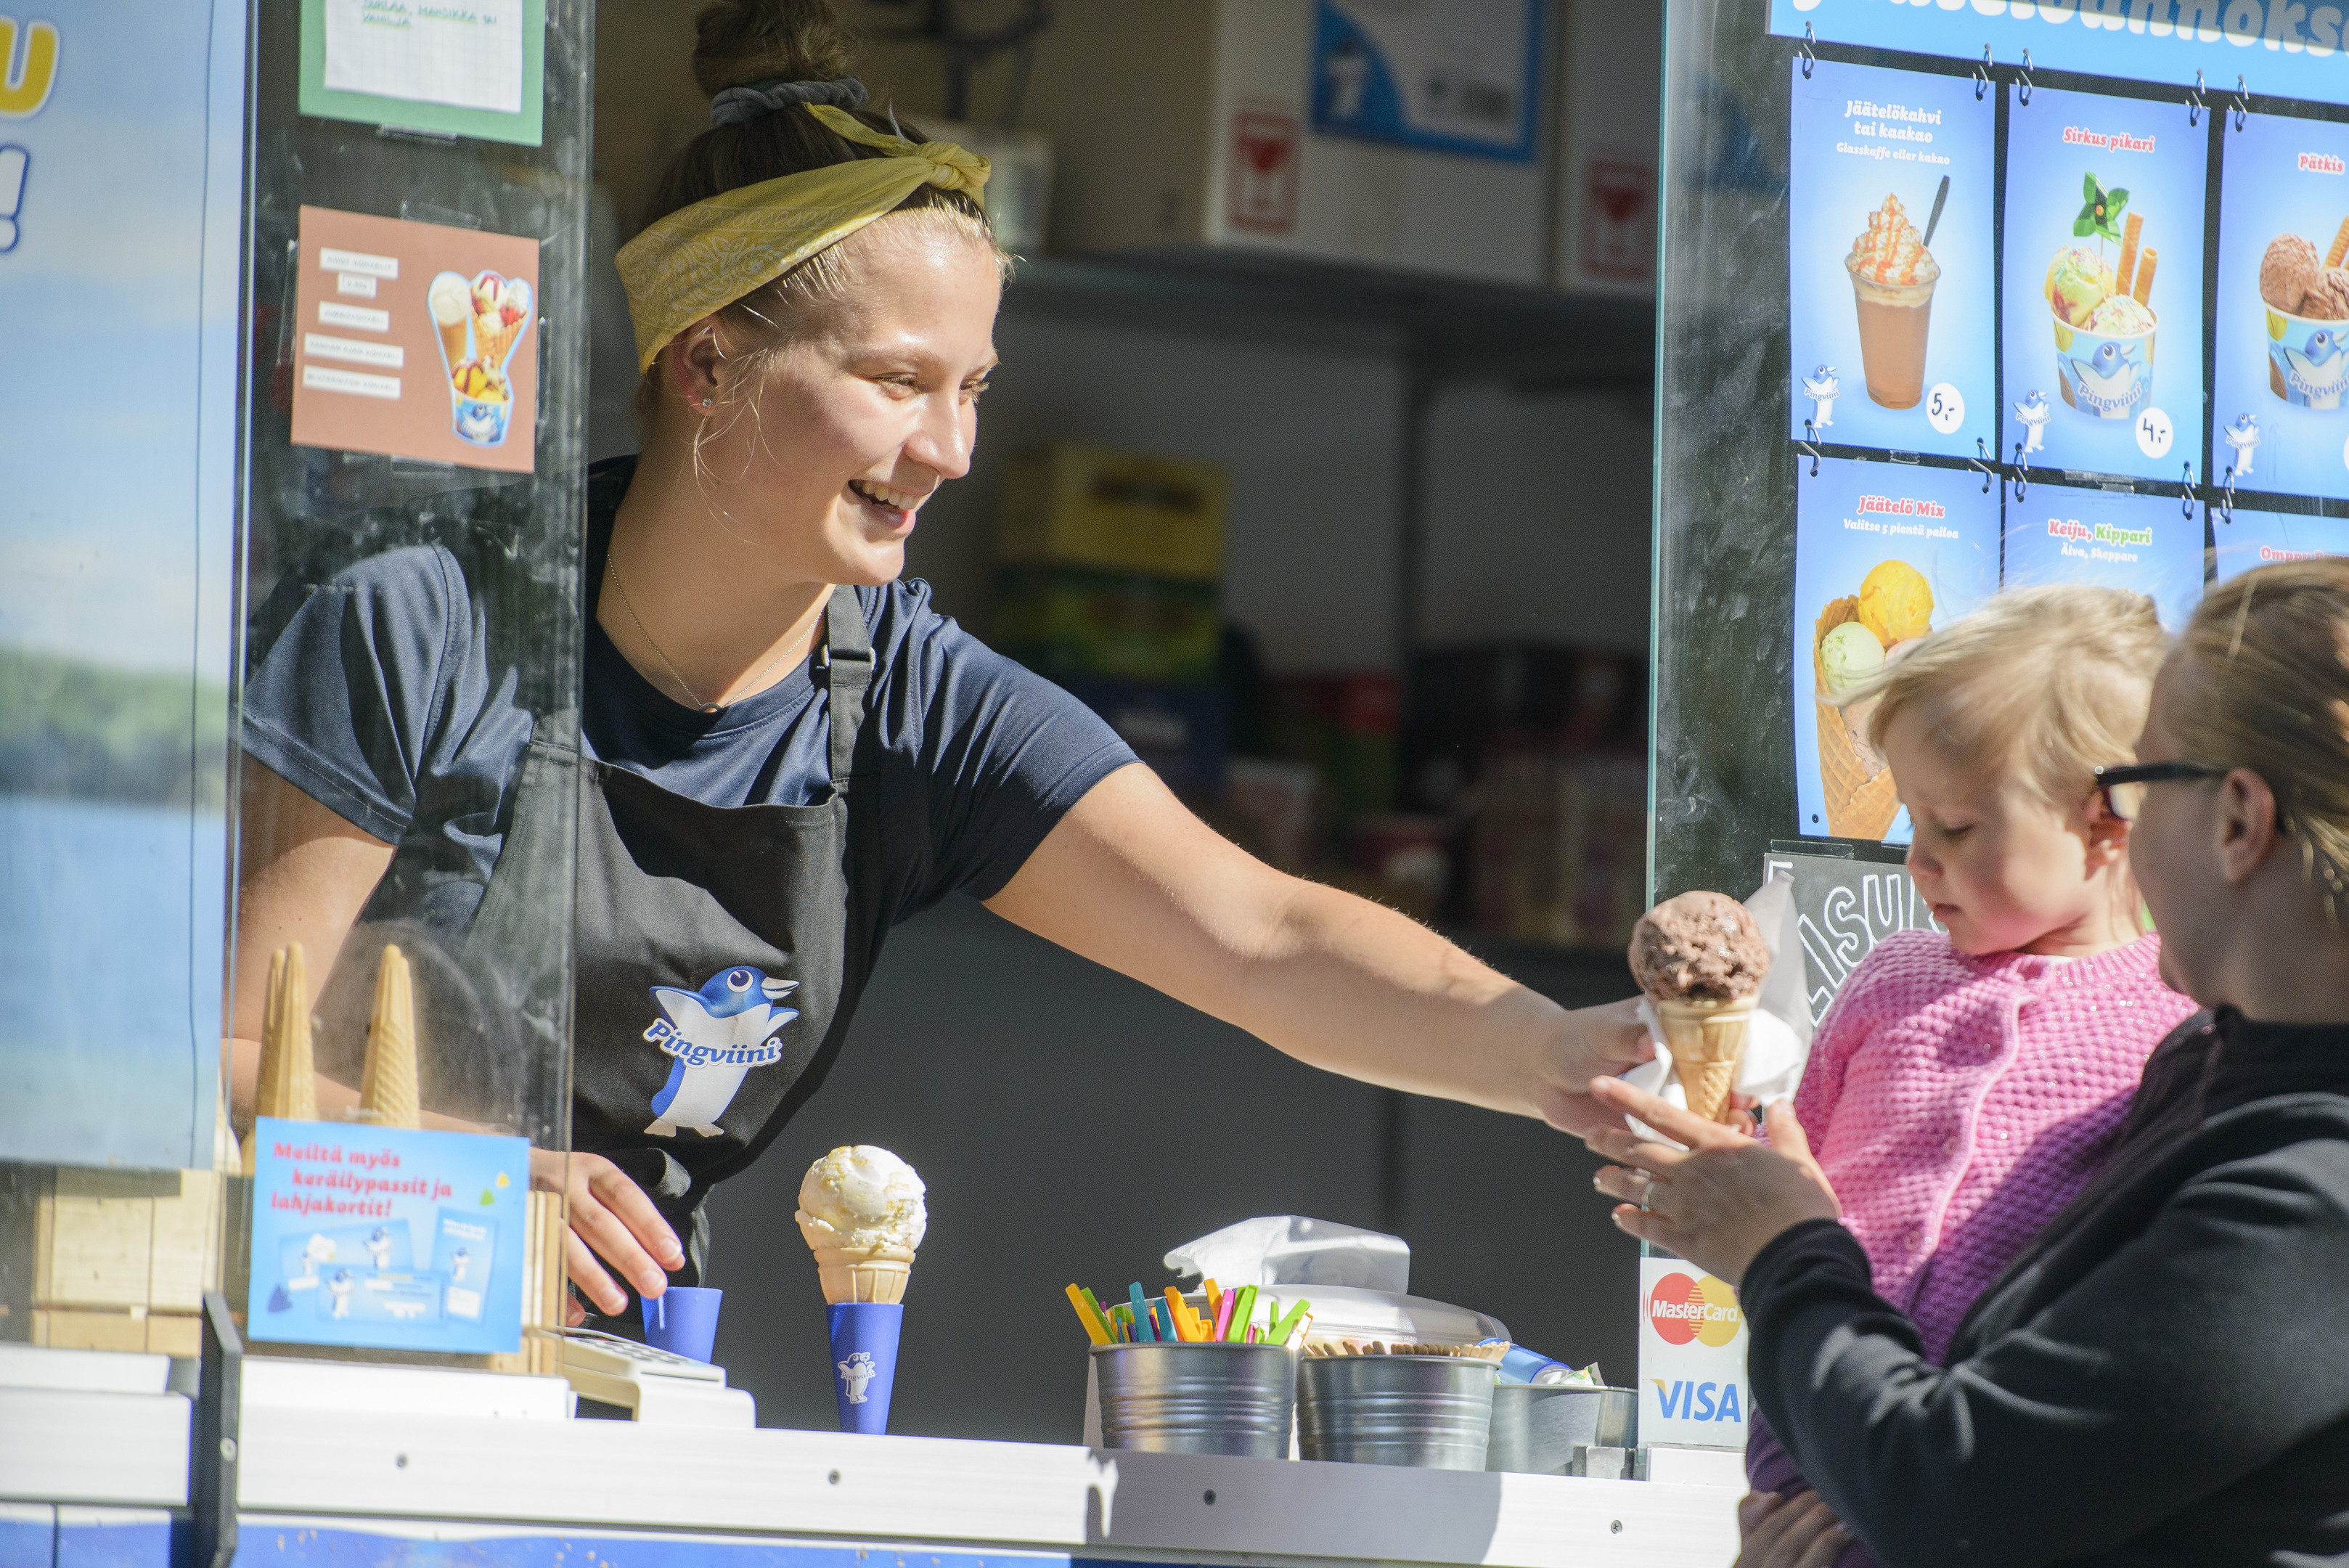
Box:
[808,1243,915,1304]
[359,944,421,1130]
[1654,995,1754,1124]
[479,319,522,367]
[1814,598,1900,841]
[244,943,319,1173]
[436,318,470,372]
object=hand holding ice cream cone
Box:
[1627,892,1770,1125]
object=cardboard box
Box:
[992,565,1222,684]
[996,443,1229,582]
[1021,0,1560,286]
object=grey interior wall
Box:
[704,897,1640,1442]
[1420,384,1656,654]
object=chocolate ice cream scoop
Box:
[2303,266,2349,322]
[1628,891,1770,1003]
[2265,234,2322,314]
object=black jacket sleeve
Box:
[1741,1118,2349,1568]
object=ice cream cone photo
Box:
[427,271,472,377]
[1654,995,1757,1125]
[1813,597,1900,841]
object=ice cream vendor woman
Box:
[227,0,1646,1328]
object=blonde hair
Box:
[1846,584,2168,808]
[2171,560,2349,919]
[629,0,1010,436]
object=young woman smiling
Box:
[229,0,1651,1331]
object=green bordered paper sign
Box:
[299,0,547,148]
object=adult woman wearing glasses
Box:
[1590,560,2349,1567]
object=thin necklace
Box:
[605,552,799,714]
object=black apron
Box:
[464,586,889,1303]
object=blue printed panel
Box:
[2001,86,2209,483]
[1789,59,1998,458]
[2213,113,2349,499]
[2002,484,2207,627]
[1792,458,2001,845]
[2213,507,2349,580]
[229,1523,1195,1568]
[0,1504,55,1568]
[52,1509,172,1568]
[1773,0,2349,111]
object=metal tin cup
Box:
[1297,1355,1498,1470]
[1485,1384,1638,1475]
[1092,1342,1296,1458]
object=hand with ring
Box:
[1583,1077,1841,1287]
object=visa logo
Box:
[1651,1377,1744,1423]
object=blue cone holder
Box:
[644,1286,723,1363]
[828,1302,903,1434]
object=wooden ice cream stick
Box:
[359,944,422,1129]
[2115,212,2144,300]
[2133,247,2158,306]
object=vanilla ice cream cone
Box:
[359,944,421,1129]
[805,1236,915,1304]
[1655,995,1755,1124]
[1815,598,1899,841]
[796,1146,926,1304]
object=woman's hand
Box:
[531,1148,686,1323]
[1582,1077,1840,1286]
[1533,996,1659,1137]
[1736,1491,1854,1568]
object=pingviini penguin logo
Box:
[641,967,799,1138]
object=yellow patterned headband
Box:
[615,102,992,374]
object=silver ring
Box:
[1637,1176,1656,1212]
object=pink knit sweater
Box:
[1794,929,2194,1363]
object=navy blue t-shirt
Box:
[241,459,1137,932]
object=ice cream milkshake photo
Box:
[2046,176,2157,419]
[1626,892,1770,1126]
[2259,220,2349,409]
[1846,189,1942,410]
[797,1145,925,1434]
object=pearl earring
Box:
[700,396,712,407]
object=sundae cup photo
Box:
[2046,178,2157,420]
[1810,558,1932,842]
[1845,189,1942,411]
[2260,223,2349,409]
[428,269,535,449]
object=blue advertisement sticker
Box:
[1309,0,1543,161]
[2212,507,2349,581]
[247,1119,528,1354]
[2001,86,2208,483]
[1773,0,2349,112]
[1793,458,2000,845]
[2001,483,2207,628]
[1789,59,1997,458]
[2213,113,2349,500]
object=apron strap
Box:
[816,584,873,792]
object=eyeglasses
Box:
[2091,761,2229,821]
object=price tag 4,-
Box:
[2136,407,2175,460]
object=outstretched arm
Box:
[983,762,1653,1135]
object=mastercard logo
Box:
[1646,1271,1743,1348]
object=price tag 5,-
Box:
[1925,383,1965,436]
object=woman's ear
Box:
[2217,767,2283,884]
[666,318,725,412]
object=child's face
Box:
[1881,702,2132,956]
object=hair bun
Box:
[692,0,858,99]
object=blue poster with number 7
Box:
[2000,85,2208,485]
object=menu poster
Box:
[2001,484,2206,629]
[246,1119,527,1355]
[2213,115,2349,502]
[290,206,540,474]
[1792,458,1998,846]
[298,0,547,147]
[1787,59,1995,460]
[2001,86,2207,484]
[2212,507,2349,584]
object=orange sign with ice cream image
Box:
[290,205,541,473]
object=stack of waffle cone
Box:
[243,942,318,1173]
[1654,995,1756,1125]
[1813,597,1900,840]
[359,944,421,1129]
[797,1212,915,1304]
